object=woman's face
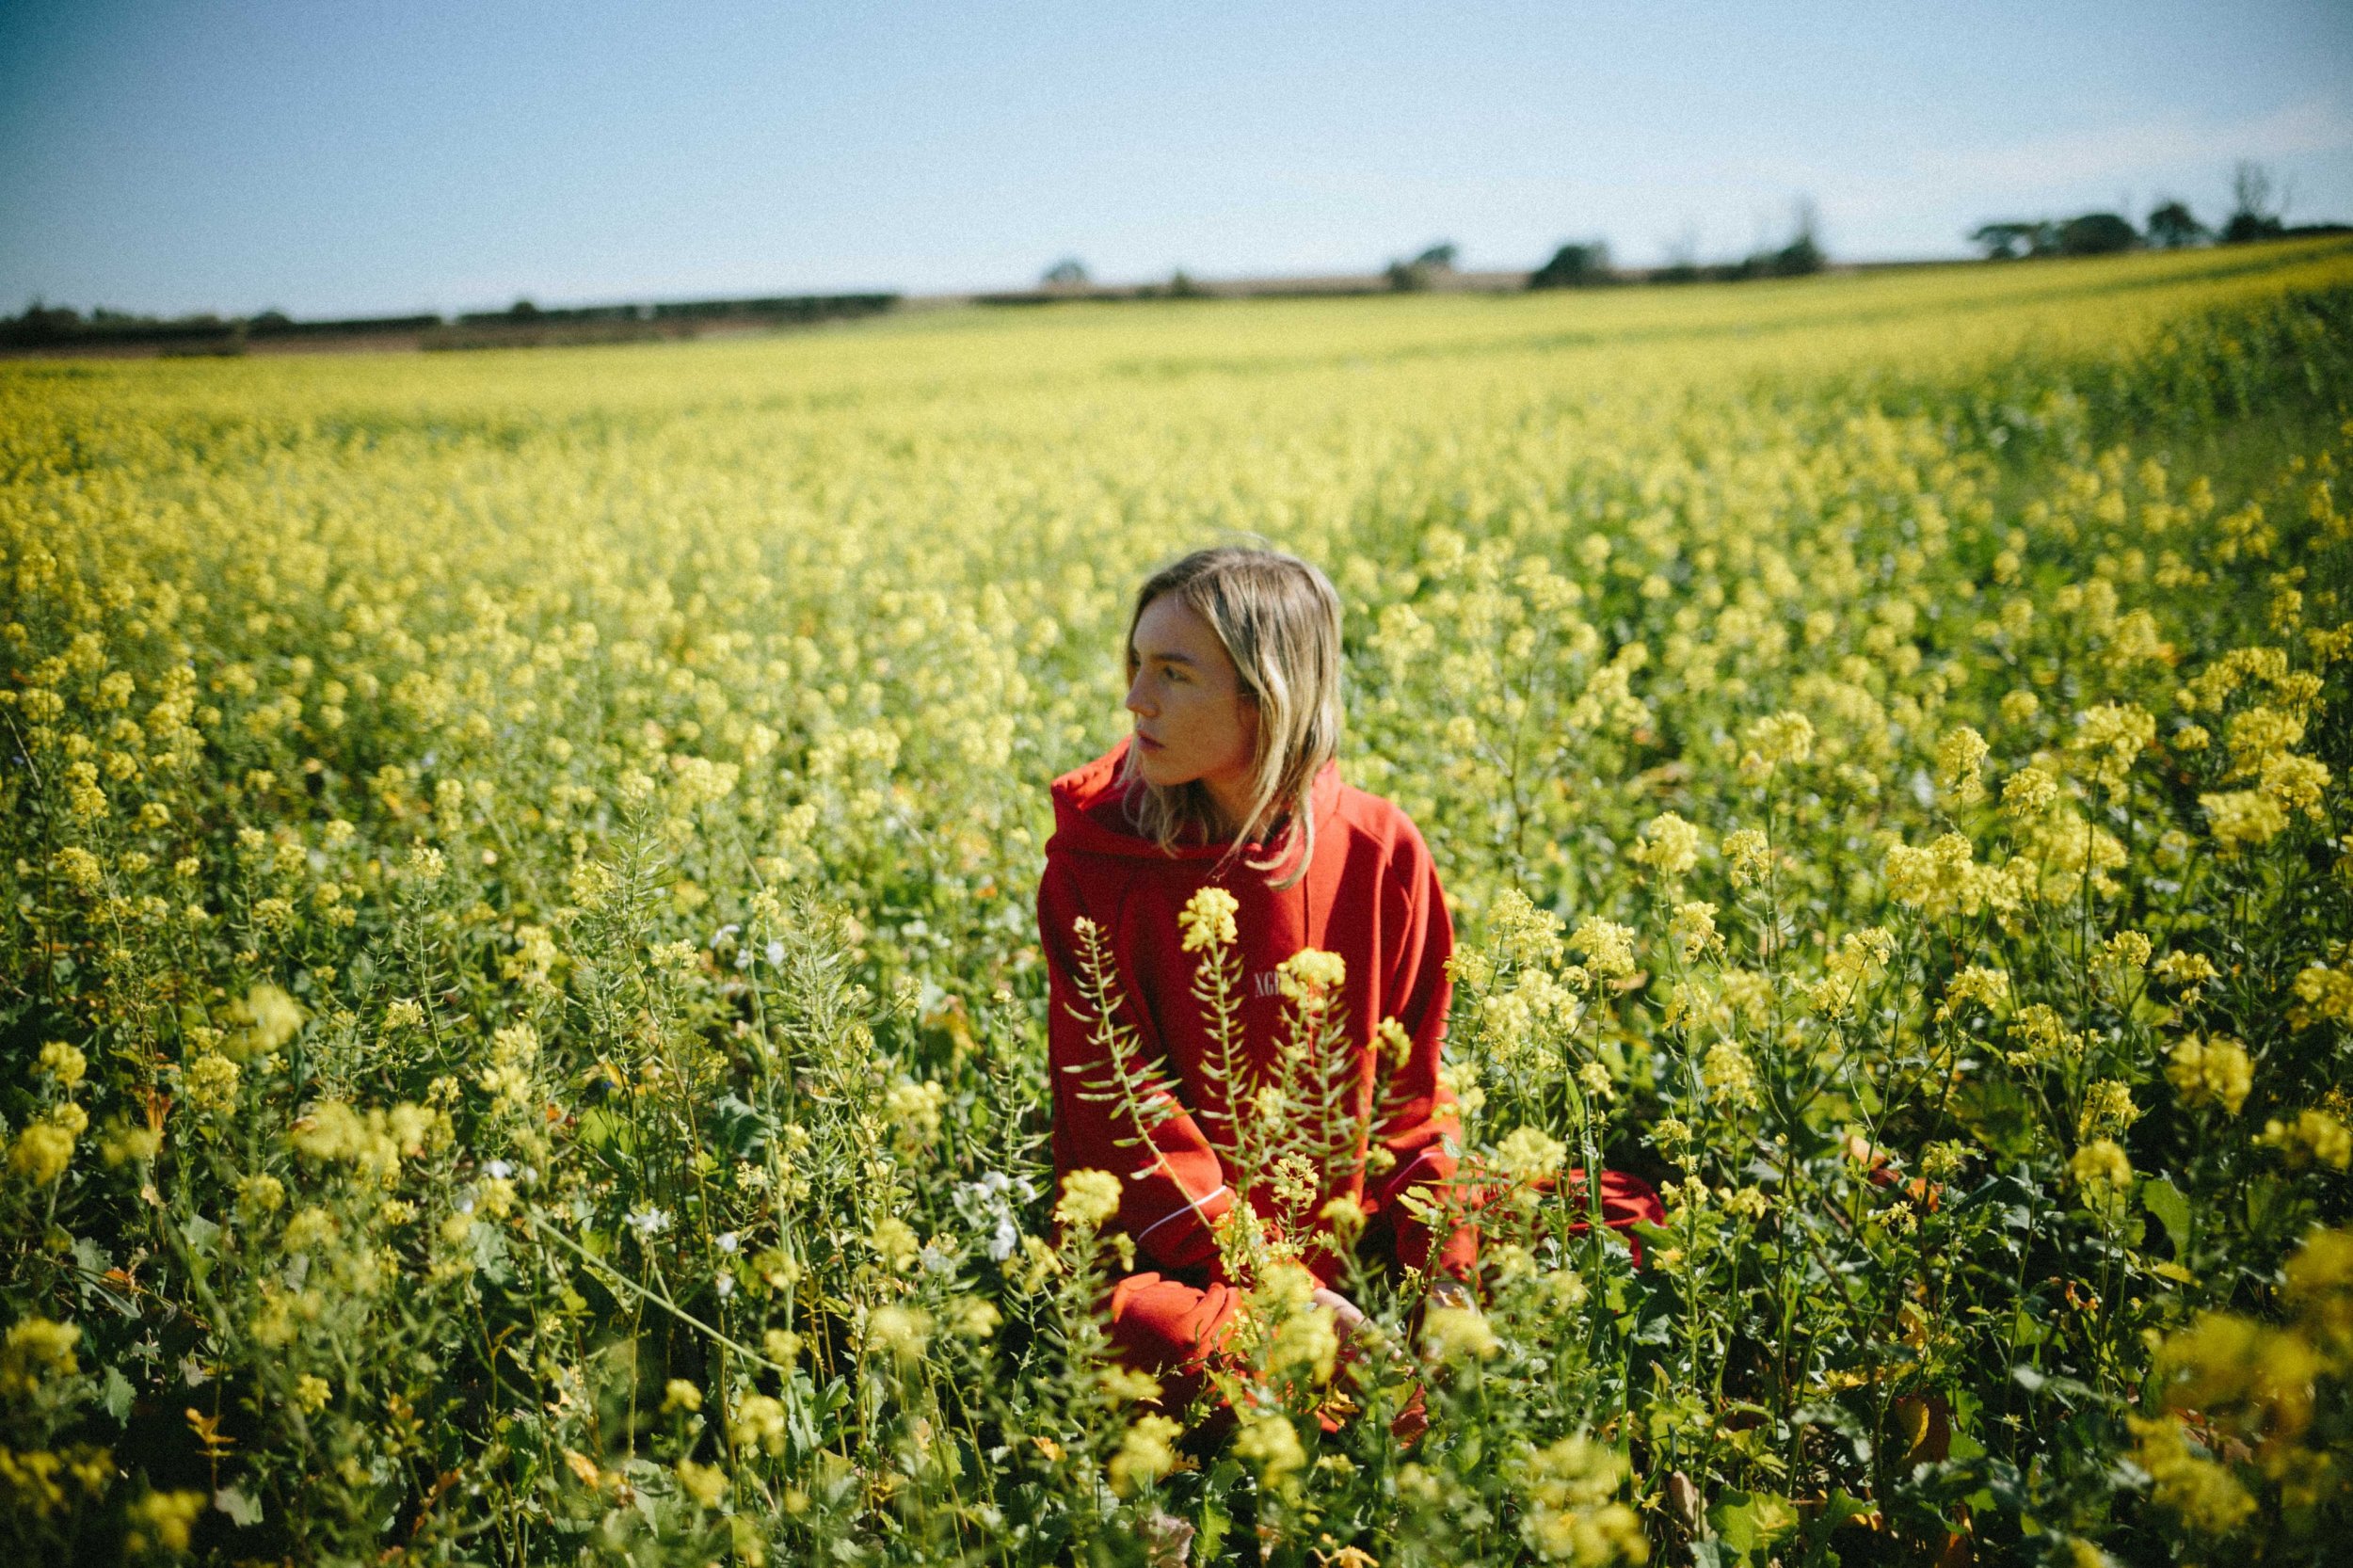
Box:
[1126,594,1258,818]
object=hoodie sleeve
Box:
[1359,824,1467,1274]
[1039,858,1233,1274]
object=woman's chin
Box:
[1131,750,1189,789]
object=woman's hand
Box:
[1310,1287,1366,1343]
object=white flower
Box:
[484,1159,512,1179]
[626,1207,672,1236]
[716,1231,740,1254]
[714,1274,735,1299]
[765,940,785,968]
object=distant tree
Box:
[2058,213,2139,256]
[1762,200,1825,277]
[2145,200,2207,249]
[1970,220,2056,260]
[1041,258,1089,288]
[1385,242,1458,292]
[2222,160,2287,244]
[508,298,540,319]
[5,300,83,344]
[1529,241,1611,289]
[1167,268,1206,298]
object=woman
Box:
[1036,546,1651,1403]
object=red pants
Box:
[1107,1168,1661,1408]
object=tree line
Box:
[1969,160,2342,260]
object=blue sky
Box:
[3,1,2349,317]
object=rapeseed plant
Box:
[2,239,2351,1563]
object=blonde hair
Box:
[1120,546,1343,888]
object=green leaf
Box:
[1710,1489,1799,1558]
[102,1366,133,1423]
[182,1213,221,1257]
[215,1485,264,1527]
[2142,1176,2192,1260]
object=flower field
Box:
[5,237,2353,1565]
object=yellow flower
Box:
[1935,725,1990,805]
[949,1297,1001,1340]
[2224,704,2304,776]
[1631,811,1701,877]
[1721,829,1772,888]
[2128,1414,2256,1537]
[1486,888,1566,968]
[1668,901,1718,961]
[2295,964,2353,1021]
[8,1123,74,1186]
[1703,1039,1760,1109]
[1722,1186,1770,1221]
[183,1051,240,1116]
[2261,753,2330,818]
[2152,951,2218,989]
[1233,1411,1306,1484]
[677,1458,728,1509]
[35,1042,87,1092]
[1108,1414,1183,1496]
[885,1078,945,1144]
[2070,701,2154,787]
[1269,1302,1341,1385]
[2167,1035,2252,1116]
[1054,1168,1123,1231]
[662,1379,702,1414]
[729,1393,787,1456]
[2000,765,2059,822]
[51,846,103,895]
[1275,947,1347,1001]
[1745,710,1816,767]
[2069,1138,2133,1195]
[1421,1305,1502,1364]
[1496,1126,1566,1182]
[2076,1080,2139,1140]
[2201,789,2286,854]
[2260,1110,2352,1171]
[0,1319,82,1398]
[1516,1434,1646,1566]
[125,1489,207,1554]
[225,983,304,1059]
[1568,917,1636,980]
[1936,965,2009,1022]
[870,1216,920,1272]
[1177,886,1239,952]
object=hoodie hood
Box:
[1048,737,1342,864]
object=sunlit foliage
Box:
[3,239,2351,1564]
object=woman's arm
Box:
[1039,863,1233,1272]
[1359,830,1470,1275]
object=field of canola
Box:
[4,239,2353,1566]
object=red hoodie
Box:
[1038,740,1460,1283]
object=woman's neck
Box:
[1198,772,1257,839]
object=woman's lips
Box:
[1135,731,1164,752]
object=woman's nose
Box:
[1124,674,1153,717]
